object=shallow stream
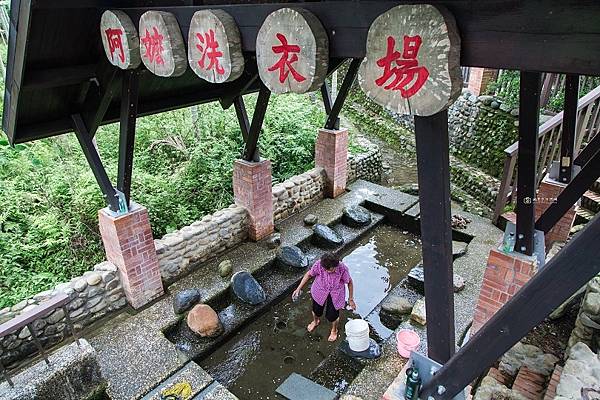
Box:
[199,225,421,399]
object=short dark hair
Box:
[321,253,340,270]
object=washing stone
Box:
[276,373,337,400]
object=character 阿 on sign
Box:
[139,11,187,77]
[256,7,328,94]
[375,35,430,98]
[358,4,461,117]
[268,33,306,84]
[196,29,225,75]
[100,10,141,70]
[105,28,125,64]
[188,9,244,83]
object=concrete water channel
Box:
[84,179,498,399]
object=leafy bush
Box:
[0,93,336,308]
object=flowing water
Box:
[199,225,421,399]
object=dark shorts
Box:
[312,294,340,322]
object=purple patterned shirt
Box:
[309,260,352,310]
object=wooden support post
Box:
[117,69,139,206]
[321,82,339,129]
[233,95,250,142]
[420,212,600,400]
[81,64,120,137]
[514,71,541,256]
[536,149,600,233]
[243,84,270,162]
[414,109,455,364]
[559,74,579,184]
[324,58,361,130]
[72,114,119,212]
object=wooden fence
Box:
[492,85,600,224]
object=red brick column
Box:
[467,67,498,96]
[98,203,164,309]
[233,159,274,241]
[472,249,538,333]
[535,175,578,247]
[315,128,348,198]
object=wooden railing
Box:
[492,85,600,224]
[0,293,80,386]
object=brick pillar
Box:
[472,249,538,333]
[535,174,578,247]
[98,202,164,309]
[315,128,348,198]
[233,159,274,241]
[467,67,498,96]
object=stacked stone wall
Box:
[347,145,382,183]
[567,274,600,352]
[272,168,326,222]
[449,92,519,178]
[0,262,126,371]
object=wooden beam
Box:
[324,58,361,130]
[558,74,579,184]
[233,95,250,143]
[574,129,600,167]
[414,109,455,364]
[80,63,121,137]
[514,71,541,256]
[421,212,600,400]
[536,149,600,233]
[22,64,97,90]
[117,69,140,206]
[243,84,270,162]
[72,114,119,211]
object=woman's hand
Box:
[292,287,302,300]
[348,299,357,311]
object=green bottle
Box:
[404,367,421,400]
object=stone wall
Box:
[0,262,126,370]
[347,145,383,183]
[449,92,519,178]
[567,274,600,352]
[272,168,325,222]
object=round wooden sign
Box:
[358,4,462,117]
[188,10,244,83]
[256,7,329,94]
[139,11,187,77]
[100,10,141,70]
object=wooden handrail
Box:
[493,84,600,224]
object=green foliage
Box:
[0,93,331,308]
[485,70,520,109]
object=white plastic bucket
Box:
[345,319,370,352]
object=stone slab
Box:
[347,180,418,215]
[141,362,213,400]
[404,203,420,219]
[276,373,338,400]
[193,381,239,399]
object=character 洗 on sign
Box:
[188,10,244,83]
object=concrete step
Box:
[582,190,600,213]
[591,178,600,194]
[575,207,596,225]
[276,373,337,400]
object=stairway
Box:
[575,178,600,225]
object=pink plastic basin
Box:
[396,329,420,358]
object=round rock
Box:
[218,260,233,278]
[173,288,202,315]
[231,271,266,305]
[342,205,372,228]
[186,304,223,338]
[85,273,102,286]
[277,246,309,269]
[303,214,318,226]
[312,224,344,248]
[380,295,413,316]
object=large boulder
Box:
[312,224,344,248]
[499,342,558,377]
[186,304,223,338]
[380,294,413,316]
[342,206,372,228]
[231,271,267,305]
[277,246,309,270]
[173,289,202,314]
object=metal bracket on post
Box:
[501,221,546,268]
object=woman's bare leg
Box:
[328,318,340,341]
[307,312,320,332]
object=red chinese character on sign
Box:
[196,29,225,75]
[375,35,429,98]
[141,27,165,65]
[105,28,125,63]
[268,33,306,84]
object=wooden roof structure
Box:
[3,1,600,399]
